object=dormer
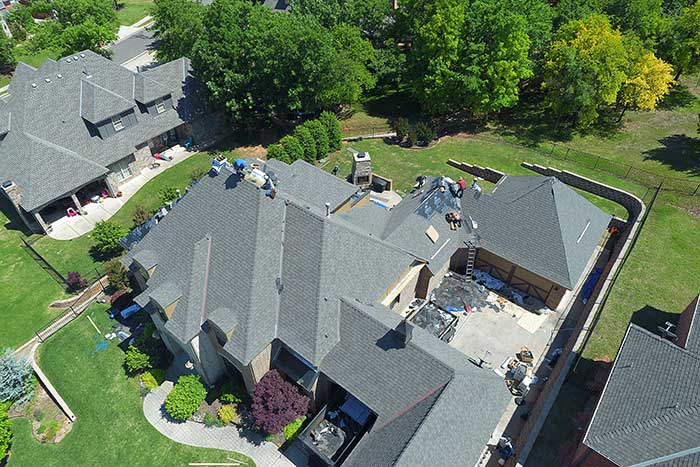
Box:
[133,74,173,116]
[79,79,136,137]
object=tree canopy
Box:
[401,0,532,115]
[191,0,375,125]
[151,0,206,62]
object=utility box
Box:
[349,147,372,189]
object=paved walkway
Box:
[143,381,296,467]
[47,146,195,240]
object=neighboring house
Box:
[0,50,227,234]
[572,294,700,467]
[123,158,611,466]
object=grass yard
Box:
[0,202,66,349]
[7,303,255,467]
[15,47,61,69]
[324,137,647,219]
[0,75,10,88]
[116,0,153,26]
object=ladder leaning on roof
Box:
[465,241,477,281]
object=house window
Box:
[112,115,124,132]
[390,294,401,310]
[110,157,133,183]
[155,99,167,114]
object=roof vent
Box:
[57,74,63,79]
[79,53,86,58]
[325,202,331,217]
[73,56,79,61]
[45,78,51,83]
[1,180,13,189]
[66,58,72,63]
[31,83,37,88]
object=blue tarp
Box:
[120,304,141,319]
[340,395,372,425]
[119,217,156,251]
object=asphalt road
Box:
[109,29,158,65]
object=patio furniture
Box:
[66,207,78,217]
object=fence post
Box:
[35,331,43,343]
[625,166,632,178]
[693,183,700,197]
[70,305,77,318]
[592,156,599,169]
[564,148,570,159]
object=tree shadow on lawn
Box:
[493,96,624,146]
[657,84,699,111]
[642,134,700,178]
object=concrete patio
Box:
[47,147,196,240]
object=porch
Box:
[43,145,195,240]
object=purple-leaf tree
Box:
[66,271,87,291]
[251,370,309,435]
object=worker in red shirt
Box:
[456,177,466,198]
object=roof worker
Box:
[331,165,340,176]
[234,158,247,176]
[456,177,466,198]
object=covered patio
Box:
[45,146,195,240]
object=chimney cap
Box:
[395,319,414,345]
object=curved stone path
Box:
[143,381,296,467]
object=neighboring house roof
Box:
[0,51,209,212]
[583,319,700,467]
[263,0,289,11]
[461,175,611,289]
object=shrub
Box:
[165,375,207,421]
[190,167,207,184]
[0,404,11,460]
[266,144,289,163]
[293,125,317,163]
[92,221,128,255]
[203,412,217,427]
[393,117,410,144]
[150,368,165,385]
[406,127,417,147]
[280,136,304,163]
[218,404,238,425]
[304,120,330,159]
[106,259,129,291]
[29,0,53,18]
[283,416,306,441]
[220,381,246,405]
[33,408,44,421]
[158,187,178,206]
[66,272,87,291]
[319,111,343,151]
[143,321,156,340]
[124,344,152,374]
[0,349,33,405]
[132,204,151,226]
[251,370,309,435]
[141,371,159,390]
[415,121,436,145]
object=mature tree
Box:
[618,39,674,119]
[401,0,532,115]
[192,0,374,125]
[607,0,669,46]
[554,0,609,26]
[543,15,629,127]
[505,0,554,60]
[61,20,116,56]
[151,0,206,62]
[251,370,309,435]
[669,0,700,79]
[53,0,117,27]
[0,35,16,74]
[6,5,35,41]
[293,125,317,162]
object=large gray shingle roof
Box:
[584,324,700,466]
[461,175,611,288]
[0,51,209,211]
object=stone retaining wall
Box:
[446,159,505,184]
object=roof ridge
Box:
[22,131,107,172]
[550,180,574,287]
[629,323,700,360]
[81,77,134,106]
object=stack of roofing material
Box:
[430,273,500,314]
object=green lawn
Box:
[325,137,646,219]
[0,75,10,88]
[7,304,255,467]
[0,202,66,349]
[116,0,153,26]
[15,47,61,69]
